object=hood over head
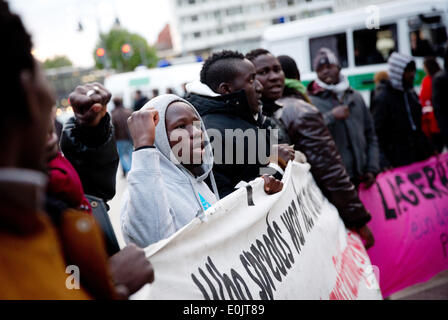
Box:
[387,52,415,91]
[141,94,214,182]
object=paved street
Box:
[388,270,448,300]
[108,166,127,249]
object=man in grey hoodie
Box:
[121,94,283,248]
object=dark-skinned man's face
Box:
[251,53,285,101]
[316,63,340,85]
[402,67,416,89]
[223,59,263,115]
[166,101,204,166]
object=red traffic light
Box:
[121,43,131,54]
[96,47,105,57]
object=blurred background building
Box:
[41,0,403,117]
[168,0,334,56]
[333,0,390,12]
[167,0,396,57]
[45,66,114,122]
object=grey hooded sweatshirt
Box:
[120,94,219,248]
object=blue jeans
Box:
[116,140,133,175]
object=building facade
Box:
[333,0,391,12]
[169,0,334,56]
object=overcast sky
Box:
[9,0,171,67]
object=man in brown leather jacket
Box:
[247,49,374,249]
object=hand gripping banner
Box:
[139,160,382,300]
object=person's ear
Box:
[216,82,232,95]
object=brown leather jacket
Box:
[263,97,371,229]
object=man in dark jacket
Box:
[186,50,294,197]
[307,48,380,187]
[60,84,119,203]
[373,52,434,168]
[60,82,155,298]
[433,48,448,147]
[247,49,374,249]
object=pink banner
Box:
[359,153,448,298]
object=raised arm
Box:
[121,109,176,247]
[60,83,119,202]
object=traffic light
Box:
[95,47,110,69]
[96,47,105,58]
[121,43,132,59]
[96,47,107,66]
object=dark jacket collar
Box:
[187,89,259,125]
[261,98,282,118]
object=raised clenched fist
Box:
[69,82,111,127]
[127,108,160,149]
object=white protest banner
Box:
[141,161,382,300]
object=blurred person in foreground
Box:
[432,48,448,149]
[111,96,133,176]
[372,52,435,169]
[247,50,374,249]
[0,1,153,299]
[420,56,444,152]
[47,102,154,299]
[307,48,380,188]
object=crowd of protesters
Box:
[0,0,447,299]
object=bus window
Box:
[309,33,348,71]
[353,24,398,66]
[408,14,447,57]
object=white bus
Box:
[262,0,448,105]
[103,62,203,110]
